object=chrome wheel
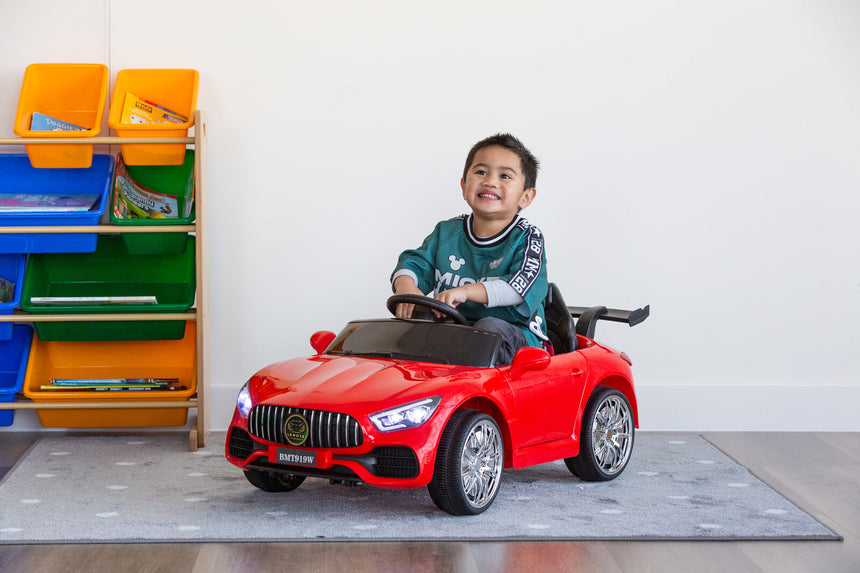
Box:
[460,419,504,509]
[565,387,635,481]
[590,394,633,475]
[428,410,505,515]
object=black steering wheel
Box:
[386,294,470,326]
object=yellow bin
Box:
[108,69,199,165]
[13,63,109,168]
[23,323,197,427]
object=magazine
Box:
[29,296,158,305]
[40,385,188,392]
[120,92,188,125]
[113,154,182,219]
[49,378,179,386]
[43,377,184,392]
[0,277,13,303]
[30,111,86,131]
[0,193,100,212]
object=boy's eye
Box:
[475,169,487,176]
[500,173,511,180]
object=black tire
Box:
[244,469,306,492]
[428,410,504,515]
[565,387,634,481]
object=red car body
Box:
[226,334,637,488]
[226,288,648,514]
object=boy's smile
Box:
[461,145,536,236]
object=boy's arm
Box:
[435,282,488,308]
[474,224,547,318]
[392,275,427,319]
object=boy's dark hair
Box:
[462,133,539,190]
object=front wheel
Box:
[244,469,306,492]
[428,410,504,515]
[565,387,634,481]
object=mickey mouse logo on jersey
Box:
[448,255,466,271]
[529,314,549,341]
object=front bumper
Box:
[225,407,443,488]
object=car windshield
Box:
[325,320,501,367]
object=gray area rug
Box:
[0,433,840,543]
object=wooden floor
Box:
[0,432,857,572]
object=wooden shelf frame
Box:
[0,111,210,450]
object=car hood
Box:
[251,355,485,411]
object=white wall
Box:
[2,0,858,431]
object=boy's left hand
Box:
[434,284,488,316]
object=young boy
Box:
[391,133,549,364]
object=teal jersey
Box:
[393,214,549,348]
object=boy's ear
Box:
[460,178,466,195]
[518,187,537,209]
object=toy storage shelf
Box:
[0,111,210,451]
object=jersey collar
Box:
[463,214,522,248]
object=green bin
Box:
[110,150,195,255]
[21,235,196,341]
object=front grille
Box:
[248,405,364,449]
[372,446,419,478]
[228,427,255,460]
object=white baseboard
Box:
[634,384,860,432]
[4,384,859,433]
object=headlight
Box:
[236,381,252,418]
[369,397,441,432]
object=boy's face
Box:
[461,145,536,223]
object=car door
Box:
[506,352,586,448]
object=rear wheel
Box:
[565,387,634,481]
[244,469,306,492]
[428,410,504,515]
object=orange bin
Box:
[108,69,199,165]
[23,323,197,427]
[14,63,109,168]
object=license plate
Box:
[275,448,317,467]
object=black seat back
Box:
[544,283,577,353]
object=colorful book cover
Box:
[44,378,183,392]
[113,154,179,219]
[0,277,14,303]
[49,378,179,386]
[30,112,86,131]
[120,92,188,125]
[0,193,100,212]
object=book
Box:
[44,378,184,391]
[49,378,180,386]
[120,92,188,125]
[29,111,86,131]
[112,153,193,219]
[41,385,188,392]
[0,277,14,303]
[30,296,158,305]
[0,193,100,212]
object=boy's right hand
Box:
[393,276,425,319]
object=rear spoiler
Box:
[568,305,650,339]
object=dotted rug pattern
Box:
[0,433,839,543]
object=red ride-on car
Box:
[225,284,649,515]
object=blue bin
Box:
[0,154,114,253]
[0,324,33,426]
[0,253,26,340]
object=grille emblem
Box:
[284,414,309,446]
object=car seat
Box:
[544,283,577,353]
